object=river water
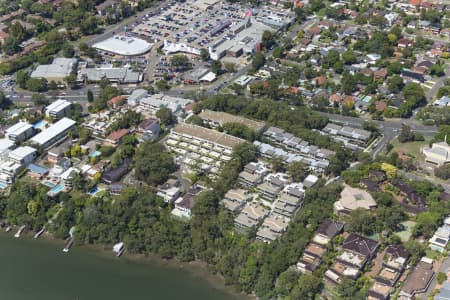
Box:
[0,232,242,300]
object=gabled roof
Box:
[316,219,344,238]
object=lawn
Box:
[389,136,432,159]
[395,220,416,242]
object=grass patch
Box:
[389,136,432,159]
[426,248,440,260]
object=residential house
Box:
[399,258,434,300]
[256,213,289,243]
[138,118,161,141]
[221,189,253,212]
[234,202,269,232]
[334,186,377,215]
[101,159,131,184]
[104,129,130,147]
[238,161,269,188]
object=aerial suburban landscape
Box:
[1,0,450,299]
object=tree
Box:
[134,142,177,186]
[210,60,223,75]
[87,89,94,102]
[2,37,21,55]
[156,107,174,126]
[435,165,450,180]
[31,93,49,106]
[16,70,29,89]
[0,91,8,109]
[261,30,275,50]
[346,49,364,65]
[200,48,209,61]
[64,74,77,89]
[170,54,189,68]
[381,162,397,179]
[9,22,26,41]
[62,44,75,58]
[438,272,447,284]
[252,52,266,71]
[388,75,404,93]
[341,72,357,94]
[287,161,307,182]
[26,78,48,92]
[224,62,235,73]
[155,80,169,91]
[348,208,375,235]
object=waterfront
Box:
[0,232,244,300]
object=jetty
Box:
[113,242,125,257]
[63,238,73,253]
[14,225,26,238]
[34,226,45,239]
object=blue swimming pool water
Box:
[43,181,56,188]
[33,120,46,129]
[88,186,99,196]
[89,151,101,158]
[0,182,7,189]
[50,184,64,193]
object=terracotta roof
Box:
[106,129,129,142]
[329,94,341,102]
[375,101,387,112]
[409,0,421,6]
[107,95,127,106]
[314,76,327,86]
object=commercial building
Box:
[334,186,377,215]
[30,57,77,83]
[8,146,37,165]
[45,99,72,119]
[198,109,265,134]
[5,121,35,142]
[30,117,76,149]
[92,35,153,56]
[421,141,450,166]
[78,66,142,84]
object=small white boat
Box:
[5,226,11,232]
[63,238,73,253]
[14,225,26,238]
[113,242,125,257]
[34,226,45,239]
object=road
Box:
[319,112,438,158]
[419,256,450,300]
[425,63,450,101]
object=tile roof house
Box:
[104,129,130,147]
[334,186,377,215]
[313,219,344,245]
[342,233,379,259]
[399,258,434,299]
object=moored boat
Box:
[14,225,26,238]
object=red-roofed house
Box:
[104,129,130,147]
[375,101,387,112]
[329,94,341,103]
[344,96,356,105]
[314,76,327,86]
[107,95,127,109]
[398,38,413,48]
[409,0,421,6]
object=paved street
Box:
[425,64,450,101]
[319,112,438,158]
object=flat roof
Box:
[6,121,33,136]
[9,146,36,159]
[46,99,71,113]
[171,123,245,149]
[199,109,265,132]
[93,35,153,56]
[31,57,77,79]
[0,138,14,152]
[30,117,76,146]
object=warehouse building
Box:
[30,57,77,83]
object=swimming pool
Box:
[0,182,7,190]
[42,181,56,188]
[33,120,46,129]
[50,184,64,194]
[89,151,101,158]
[88,186,100,196]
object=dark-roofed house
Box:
[313,219,344,245]
[101,159,132,184]
[401,70,425,83]
[138,118,161,141]
[342,233,379,259]
[399,259,434,299]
